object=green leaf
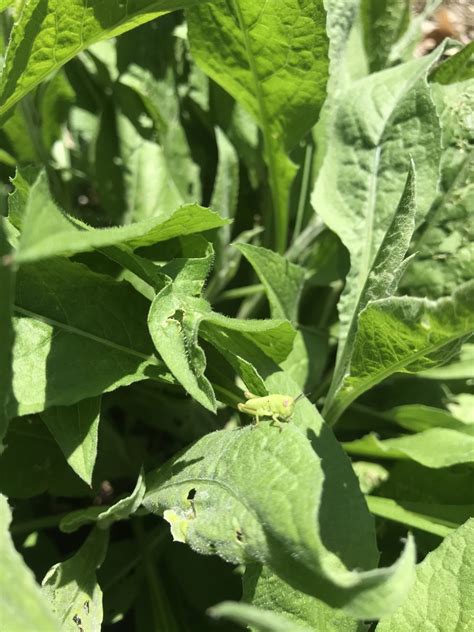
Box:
[0,417,90,499]
[382,404,474,435]
[326,281,474,424]
[377,519,474,631]
[42,527,109,632]
[313,50,442,372]
[241,564,361,632]
[343,428,474,468]
[324,0,360,91]
[0,218,15,441]
[187,0,329,251]
[60,470,146,533]
[0,494,60,632]
[148,276,296,411]
[236,243,306,324]
[0,0,204,118]
[360,0,410,72]
[430,41,474,85]
[209,601,311,632]
[400,78,474,298]
[419,343,474,380]
[366,496,473,538]
[40,397,101,486]
[11,258,171,416]
[14,171,228,265]
[145,371,417,619]
[324,164,417,421]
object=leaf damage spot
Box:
[163,509,190,543]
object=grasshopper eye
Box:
[283,399,289,407]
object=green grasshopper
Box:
[237,391,305,428]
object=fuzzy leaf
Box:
[187,0,328,250]
[14,171,228,265]
[327,282,474,423]
[237,243,306,324]
[241,565,361,632]
[324,164,417,421]
[343,428,474,468]
[0,494,60,631]
[313,50,442,397]
[11,258,171,416]
[145,372,416,619]
[0,0,204,117]
[42,528,109,632]
[60,470,146,533]
[377,519,474,631]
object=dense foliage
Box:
[0,1,473,630]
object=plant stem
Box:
[215,283,263,303]
[293,142,313,240]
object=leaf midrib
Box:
[14,305,154,363]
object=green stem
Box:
[215,283,263,303]
[293,143,313,240]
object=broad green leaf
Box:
[0,0,204,118]
[313,50,441,375]
[0,217,15,441]
[209,601,311,632]
[236,243,306,324]
[40,397,101,485]
[382,404,474,435]
[0,417,90,499]
[187,0,329,251]
[400,78,474,298]
[366,496,473,538]
[326,281,474,424]
[324,0,360,91]
[360,0,410,72]
[148,276,296,411]
[42,527,109,632]
[119,61,200,206]
[60,470,146,533]
[0,494,60,632]
[95,91,184,224]
[343,428,474,468]
[241,564,361,632]
[324,165,416,421]
[377,519,474,631]
[280,326,329,393]
[430,41,474,85]
[11,258,171,416]
[145,371,417,619]
[14,171,228,264]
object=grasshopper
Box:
[237,391,304,428]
